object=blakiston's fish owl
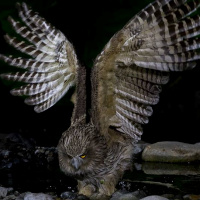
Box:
[1,0,200,199]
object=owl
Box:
[0,0,200,199]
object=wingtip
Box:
[21,2,29,12]
[7,16,14,24]
[10,88,21,96]
[16,2,22,13]
[15,2,20,8]
[0,54,5,60]
[4,34,10,41]
[10,89,16,96]
[34,106,43,113]
[24,98,34,106]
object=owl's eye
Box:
[80,155,86,159]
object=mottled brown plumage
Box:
[1,0,200,199]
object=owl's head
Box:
[57,123,107,178]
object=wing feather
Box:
[0,3,79,113]
[92,0,200,141]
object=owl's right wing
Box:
[0,3,80,113]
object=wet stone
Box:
[23,192,54,200]
[0,187,13,198]
[110,191,139,200]
[2,194,17,200]
[140,195,169,200]
[131,190,146,199]
[142,142,200,163]
[0,187,8,198]
[60,191,77,199]
[110,190,147,200]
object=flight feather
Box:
[91,0,200,141]
[0,2,79,113]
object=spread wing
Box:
[0,3,80,113]
[91,0,200,142]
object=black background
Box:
[0,0,200,146]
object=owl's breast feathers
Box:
[58,122,133,178]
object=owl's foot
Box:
[78,182,96,197]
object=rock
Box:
[161,194,175,199]
[140,195,169,200]
[183,194,200,200]
[110,191,139,200]
[0,187,13,198]
[23,193,54,200]
[61,191,77,199]
[131,190,146,199]
[0,150,11,158]
[142,162,200,175]
[142,141,200,163]
[0,187,8,198]
[133,141,149,157]
[3,194,17,200]
[16,192,30,200]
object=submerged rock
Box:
[140,196,169,200]
[142,141,200,163]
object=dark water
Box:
[0,160,200,197]
[122,162,200,196]
[0,162,77,195]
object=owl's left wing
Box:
[91,0,200,141]
[0,3,79,113]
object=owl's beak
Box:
[71,157,81,170]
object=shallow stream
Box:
[0,159,200,197]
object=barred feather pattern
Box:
[0,2,79,113]
[115,0,200,140]
[92,0,200,141]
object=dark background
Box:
[0,0,200,147]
